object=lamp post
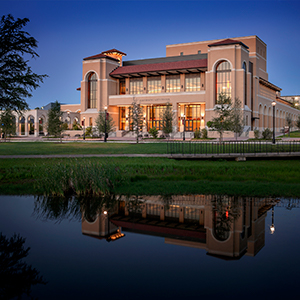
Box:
[83,117,85,140]
[181,113,186,141]
[104,106,108,142]
[272,100,276,144]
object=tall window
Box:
[119,107,126,130]
[243,62,247,105]
[179,104,202,131]
[88,73,97,109]
[147,76,161,94]
[119,79,125,95]
[166,75,180,93]
[185,73,201,92]
[130,78,143,94]
[147,105,167,130]
[216,61,231,101]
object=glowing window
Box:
[166,75,180,93]
[216,61,231,101]
[88,73,97,109]
[185,73,201,92]
[129,78,143,94]
[147,76,161,94]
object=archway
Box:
[28,116,35,135]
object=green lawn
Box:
[278,130,300,138]
[1,157,299,197]
[0,142,168,155]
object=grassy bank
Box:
[0,157,299,197]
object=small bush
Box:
[194,129,201,139]
[62,123,69,131]
[149,127,158,139]
[201,128,208,139]
[254,129,260,139]
[85,126,92,137]
[262,128,272,140]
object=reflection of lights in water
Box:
[103,210,108,215]
[270,206,275,234]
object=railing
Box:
[167,140,300,156]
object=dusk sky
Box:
[1,0,300,109]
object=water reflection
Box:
[82,195,281,259]
[33,194,284,259]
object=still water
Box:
[0,194,299,300]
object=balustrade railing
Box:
[167,141,300,156]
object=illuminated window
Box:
[166,75,180,93]
[147,76,161,94]
[243,62,247,105]
[216,61,231,101]
[185,73,201,92]
[119,107,126,130]
[88,73,97,109]
[180,104,202,132]
[119,79,125,95]
[130,78,143,94]
[147,105,167,130]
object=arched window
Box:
[216,61,231,102]
[88,73,97,109]
[243,62,247,105]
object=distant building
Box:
[280,95,300,108]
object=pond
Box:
[0,194,299,300]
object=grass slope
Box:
[0,157,299,197]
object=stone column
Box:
[24,117,28,136]
[34,121,39,137]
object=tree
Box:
[230,97,244,140]
[211,93,232,143]
[286,115,293,137]
[47,101,63,141]
[0,233,46,299]
[0,14,47,111]
[296,115,300,130]
[95,111,115,139]
[161,102,174,138]
[128,99,144,143]
[0,109,16,141]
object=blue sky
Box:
[1,0,300,109]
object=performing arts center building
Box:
[13,35,300,138]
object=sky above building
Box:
[1,0,300,109]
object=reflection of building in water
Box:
[82,195,278,259]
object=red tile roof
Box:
[208,38,249,49]
[101,49,127,56]
[259,77,281,91]
[83,53,119,61]
[110,58,207,77]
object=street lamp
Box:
[104,106,108,142]
[83,117,85,140]
[181,113,186,141]
[272,100,276,144]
